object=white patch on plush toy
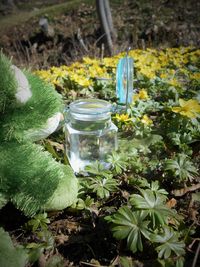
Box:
[11,65,32,103]
[26,112,62,141]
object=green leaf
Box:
[164,154,198,182]
[150,181,168,196]
[0,192,8,209]
[105,206,151,253]
[89,175,119,199]
[26,212,50,232]
[131,134,163,151]
[0,227,28,267]
[37,230,54,250]
[157,257,184,267]
[74,196,95,210]
[26,230,54,263]
[44,140,61,160]
[176,257,185,267]
[119,256,136,267]
[151,228,185,259]
[130,189,175,227]
[85,161,111,177]
[107,151,128,174]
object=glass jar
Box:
[64,99,118,173]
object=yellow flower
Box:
[190,73,200,80]
[141,115,153,125]
[160,73,167,79]
[52,79,61,87]
[103,57,117,68]
[83,57,98,65]
[168,78,179,87]
[133,94,140,101]
[133,89,149,101]
[139,89,149,99]
[114,114,132,122]
[172,99,200,118]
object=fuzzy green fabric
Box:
[0,53,78,216]
[0,54,17,113]
[0,72,63,142]
[0,228,28,267]
[0,142,77,216]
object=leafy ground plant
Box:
[82,162,119,199]
[105,207,151,253]
[164,153,198,183]
[0,47,200,267]
[106,187,185,266]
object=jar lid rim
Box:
[69,99,112,115]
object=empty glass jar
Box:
[64,99,118,173]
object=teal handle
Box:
[116,56,134,104]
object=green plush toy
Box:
[0,53,78,217]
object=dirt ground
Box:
[0,0,199,69]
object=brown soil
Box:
[0,0,200,69]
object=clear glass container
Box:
[64,99,118,173]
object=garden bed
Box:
[1,47,200,267]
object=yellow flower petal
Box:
[186,100,200,112]
[172,98,200,118]
[179,99,186,107]
[180,111,196,118]
[139,89,149,100]
[114,114,132,122]
[133,95,140,101]
[141,115,153,125]
[171,107,182,113]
